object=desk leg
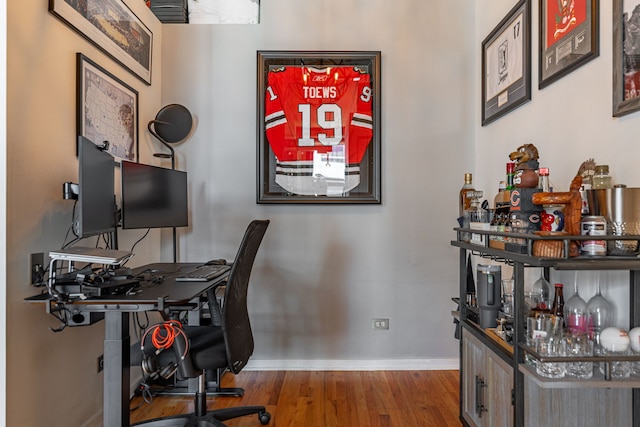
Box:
[104,311,130,427]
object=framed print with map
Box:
[539,0,599,89]
[77,53,138,162]
[613,0,640,116]
[256,51,381,204]
[482,0,531,126]
[50,0,153,85]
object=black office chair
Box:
[133,219,271,426]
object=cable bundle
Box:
[141,320,189,359]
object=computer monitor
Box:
[75,136,117,238]
[121,161,188,229]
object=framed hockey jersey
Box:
[257,51,381,204]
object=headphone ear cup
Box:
[159,362,178,380]
[141,354,158,377]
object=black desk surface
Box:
[25,262,228,306]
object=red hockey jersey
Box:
[265,66,373,196]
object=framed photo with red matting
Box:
[539,0,599,89]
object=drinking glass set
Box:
[518,271,640,379]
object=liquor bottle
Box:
[494,181,507,209]
[551,283,565,319]
[463,191,488,244]
[459,173,475,218]
[505,163,515,203]
[538,167,550,192]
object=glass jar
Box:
[592,165,612,189]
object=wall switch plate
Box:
[30,252,45,285]
[371,318,389,330]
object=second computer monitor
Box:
[121,161,188,229]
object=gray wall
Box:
[6,1,474,425]
[160,0,474,367]
[7,1,164,426]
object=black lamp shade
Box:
[152,104,193,144]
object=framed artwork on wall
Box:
[50,0,153,85]
[613,0,640,116]
[482,0,531,126]
[539,0,599,89]
[256,51,382,204]
[77,53,139,162]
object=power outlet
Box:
[372,318,389,330]
[30,252,45,285]
[97,355,104,373]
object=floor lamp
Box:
[148,104,193,263]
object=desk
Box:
[26,262,230,427]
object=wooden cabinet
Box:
[462,327,513,427]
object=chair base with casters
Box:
[132,373,271,427]
[148,368,245,397]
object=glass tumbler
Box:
[536,336,567,379]
[563,333,594,379]
[599,349,632,379]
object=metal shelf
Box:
[452,228,640,270]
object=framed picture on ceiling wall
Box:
[482,0,531,126]
[50,0,153,85]
[613,0,640,116]
[77,53,139,162]
[539,0,599,89]
[256,51,382,204]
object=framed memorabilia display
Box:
[256,51,381,204]
[613,0,640,116]
[77,53,139,162]
[50,0,153,85]
[482,0,531,126]
[539,0,599,89]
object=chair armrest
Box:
[207,281,227,327]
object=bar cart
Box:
[452,228,640,427]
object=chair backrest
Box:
[214,219,269,374]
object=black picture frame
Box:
[50,0,153,85]
[613,0,640,117]
[482,0,531,126]
[256,51,381,204]
[77,53,139,162]
[539,0,599,89]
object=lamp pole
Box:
[148,121,177,263]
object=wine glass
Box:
[587,272,614,349]
[531,269,551,310]
[564,272,588,334]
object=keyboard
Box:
[175,264,231,282]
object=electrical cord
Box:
[141,320,188,355]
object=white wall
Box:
[473,1,639,325]
[160,0,475,367]
[6,1,164,426]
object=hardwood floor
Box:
[129,370,461,426]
